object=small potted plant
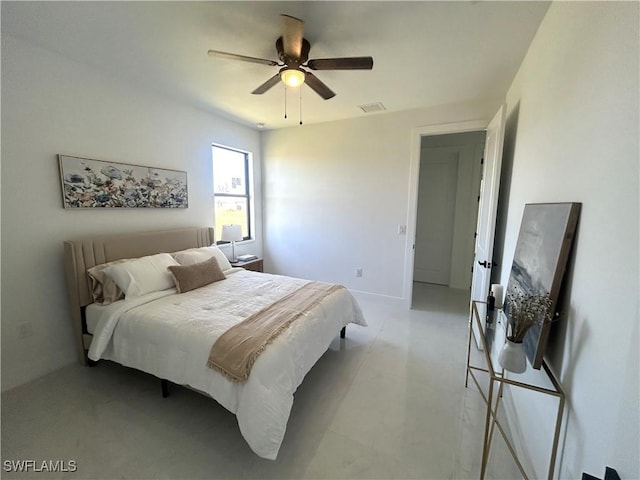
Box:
[499,285,554,373]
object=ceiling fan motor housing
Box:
[276,37,310,67]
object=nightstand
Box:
[230,257,263,272]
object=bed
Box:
[63,226,366,459]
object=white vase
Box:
[498,338,527,373]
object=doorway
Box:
[413,132,486,290]
[406,127,486,307]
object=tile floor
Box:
[2,283,521,479]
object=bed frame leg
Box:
[340,326,346,339]
[87,359,98,367]
[161,379,169,398]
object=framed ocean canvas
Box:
[507,202,580,369]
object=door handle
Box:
[477,260,492,268]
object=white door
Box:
[414,148,459,284]
[471,105,506,347]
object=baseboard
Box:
[348,289,406,308]
[501,387,537,476]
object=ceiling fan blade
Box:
[281,14,304,59]
[304,72,336,100]
[208,50,278,67]
[307,57,374,70]
[251,74,281,95]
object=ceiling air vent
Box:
[358,102,386,113]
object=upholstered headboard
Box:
[63,226,215,364]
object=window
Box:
[212,144,253,243]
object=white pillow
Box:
[104,253,179,298]
[172,245,232,271]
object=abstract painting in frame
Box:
[507,202,580,369]
[58,155,188,208]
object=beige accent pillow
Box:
[167,257,226,293]
[87,259,130,305]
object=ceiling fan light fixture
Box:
[281,68,305,87]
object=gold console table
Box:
[465,300,565,479]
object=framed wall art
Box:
[58,155,188,208]
[506,202,580,369]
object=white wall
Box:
[1,35,262,391]
[261,100,499,300]
[495,2,639,478]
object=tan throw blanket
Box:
[207,281,345,383]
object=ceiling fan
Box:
[207,14,374,100]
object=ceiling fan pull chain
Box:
[284,85,288,119]
[299,86,303,125]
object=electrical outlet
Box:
[355,268,363,278]
[398,225,407,235]
[17,322,34,339]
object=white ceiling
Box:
[2,1,550,130]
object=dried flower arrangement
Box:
[505,286,554,343]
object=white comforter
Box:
[87,268,366,459]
